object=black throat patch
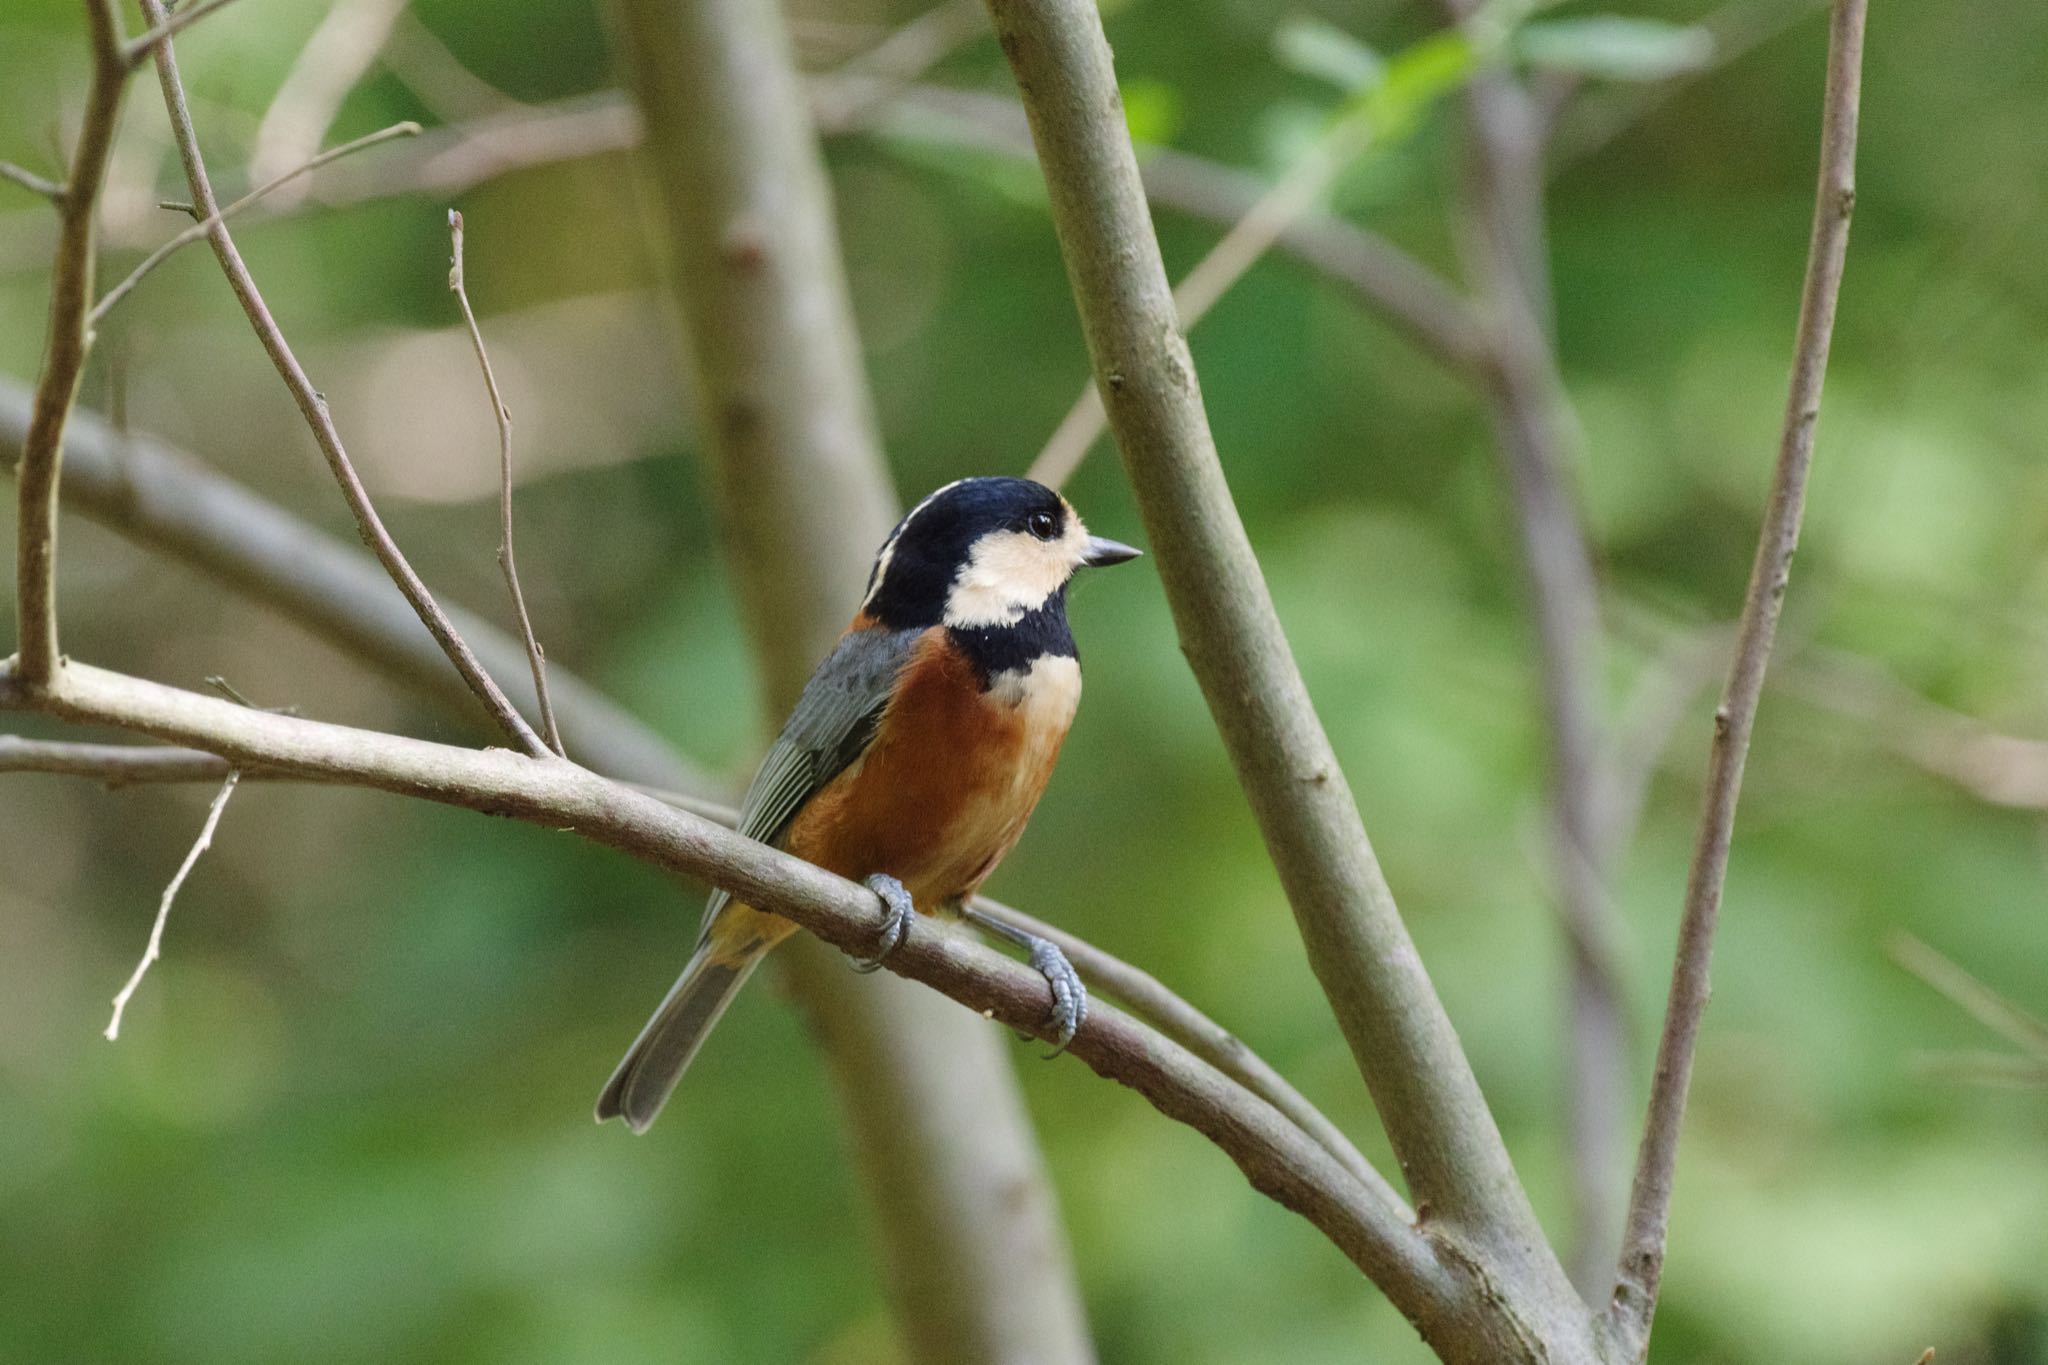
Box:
[945,590,1078,689]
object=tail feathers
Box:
[595,946,763,1133]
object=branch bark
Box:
[134,0,549,759]
[1611,0,1866,1349]
[0,654,1455,1325]
[14,0,128,685]
[606,0,1094,1358]
[981,0,1595,1354]
[0,385,695,790]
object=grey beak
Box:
[1081,535,1142,568]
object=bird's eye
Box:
[1026,510,1058,541]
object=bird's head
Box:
[861,477,1141,630]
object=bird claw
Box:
[961,905,1087,1056]
[853,873,914,973]
[1028,936,1086,1058]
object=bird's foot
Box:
[962,906,1087,1056]
[852,874,915,973]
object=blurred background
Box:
[2,0,2045,1361]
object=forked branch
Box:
[1612,0,1867,1345]
[133,0,549,759]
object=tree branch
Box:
[447,209,564,757]
[103,768,240,1039]
[1030,109,1379,489]
[245,0,410,206]
[0,386,696,790]
[92,121,420,324]
[982,0,1593,1351]
[1612,0,1866,1346]
[123,0,245,66]
[0,654,1456,1327]
[0,729,1393,1222]
[133,0,549,759]
[14,0,128,685]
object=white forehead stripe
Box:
[863,477,968,611]
[941,512,1092,629]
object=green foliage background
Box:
[2,0,2045,1361]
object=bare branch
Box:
[133,1,548,759]
[246,0,410,205]
[0,654,1456,1321]
[240,82,1486,380]
[14,0,129,685]
[103,769,240,1039]
[0,735,243,785]
[124,0,246,67]
[0,386,699,790]
[982,0,1550,1256]
[809,0,987,130]
[0,737,1391,1214]
[1613,0,1867,1342]
[1,161,66,201]
[447,209,564,757]
[1030,110,1377,489]
[92,121,421,325]
[1888,933,2048,1062]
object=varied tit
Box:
[597,476,1142,1132]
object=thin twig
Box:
[1,162,67,201]
[447,209,564,757]
[0,654,1453,1319]
[133,0,548,759]
[14,0,130,686]
[0,386,699,789]
[245,0,410,207]
[92,121,421,324]
[1612,0,1866,1343]
[103,769,241,1039]
[123,0,246,66]
[809,0,987,130]
[0,735,243,785]
[1888,932,2048,1061]
[1029,111,1377,489]
[200,82,1485,378]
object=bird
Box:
[597,476,1142,1132]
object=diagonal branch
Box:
[1611,0,1866,1346]
[0,386,696,790]
[0,654,1455,1323]
[14,0,129,685]
[447,209,564,756]
[103,769,241,1040]
[133,0,549,759]
[92,121,420,324]
[0,728,1394,1218]
[982,0,1541,1246]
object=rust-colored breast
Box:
[785,629,1079,908]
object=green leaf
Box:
[1354,29,1476,137]
[1272,17,1384,93]
[1515,16,1715,82]
[1120,77,1184,147]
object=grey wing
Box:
[695,625,926,939]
